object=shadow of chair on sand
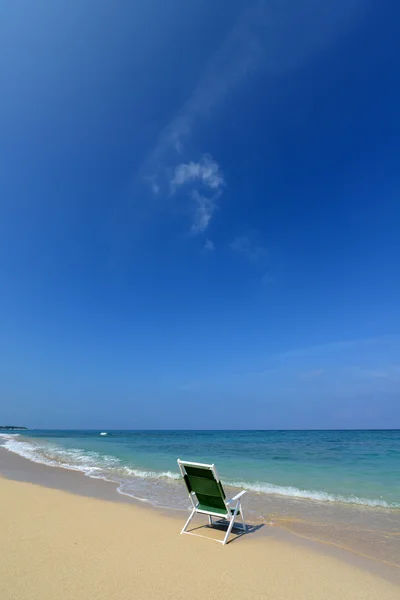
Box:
[184,518,265,545]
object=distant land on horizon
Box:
[0,426,28,430]
[5,427,398,432]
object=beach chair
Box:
[177,459,246,545]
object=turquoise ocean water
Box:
[1,429,398,508]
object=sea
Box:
[1,429,399,565]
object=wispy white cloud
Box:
[261,273,274,285]
[351,365,400,380]
[143,0,365,172]
[300,369,324,380]
[179,381,198,392]
[190,191,218,234]
[204,239,215,251]
[230,234,267,262]
[170,155,224,234]
[171,155,224,193]
[145,7,265,169]
[273,335,400,360]
[174,139,183,154]
[137,0,366,239]
[145,175,160,195]
[353,368,388,379]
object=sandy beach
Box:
[1,463,399,600]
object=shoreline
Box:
[0,446,399,587]
[3,431,397,510]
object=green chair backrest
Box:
[181,463,227,513]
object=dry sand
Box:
[1,476,399,600]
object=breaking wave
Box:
[0,434,397,509]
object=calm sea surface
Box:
[1,429,399,564]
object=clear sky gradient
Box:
[1,1,399,429]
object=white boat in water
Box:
[100,432,108,436]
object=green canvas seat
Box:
[177,459,247,545]
[197,503,240,515]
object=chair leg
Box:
[208,515,213,526]
[181,509,196,534]
[223,503,240,545]
[222,515,236,545]
[240,504,247,531]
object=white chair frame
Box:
[177,459,247,545]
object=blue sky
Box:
[1,1,399,429]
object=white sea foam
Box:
[122,466,180,480]
[226,480,395,508]
[0,435,118,477]
[0,436,181,488]
[1,435,397,509]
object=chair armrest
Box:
[227,490,247,503]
